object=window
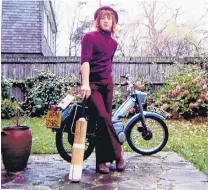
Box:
[44,10,47,39]
[50,26,53,49]
[53,33,56,55]
[48,20,51,47]
[44,6,56,55]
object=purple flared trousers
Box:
[88,79,122,164]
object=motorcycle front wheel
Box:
[126,115,168,155]
[56,123,95,163]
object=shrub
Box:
[1,99,18,119]
[1,76,18,119]
[112,76,154,116]
[154,62,208,119]
[134,77,155,106]
[9,72,79,117]
[1,76,12,99]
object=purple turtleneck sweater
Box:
[81,30,118,82]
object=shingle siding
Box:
[1,0,42,54]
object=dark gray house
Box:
[1,0,57,56]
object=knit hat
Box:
[94,6,118,24]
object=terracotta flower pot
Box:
[1,126,32,172]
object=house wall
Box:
[1,0,55,56]
[1,0,42,54]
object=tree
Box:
[72,19,92,56]
[66,1,93,56]
[116,0,208,57]
[52,0,63,56]
[140,0,208,57]
[112,7,143,57]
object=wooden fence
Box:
[1,56,204,101]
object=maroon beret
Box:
[94,6,118,24]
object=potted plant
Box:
[1,102,32,173]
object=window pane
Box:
[48,19,51,47]
[44,10,47,38]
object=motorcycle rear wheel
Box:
[56,123,95,163]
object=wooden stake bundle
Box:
[69,103,87,182]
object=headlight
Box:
[135,90,147,104]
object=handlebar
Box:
[114,82,129,86]
[120,74,130,79]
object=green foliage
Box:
[154,62,208,119]
[1,99,18,119]
[1,76,22,120]
[1,72,81,118]
[1,98,27,127]
[112,76,155,115]
[113,77,128,105]
[113,87,128,105]
[1,76,12,99]
[5,72,79,117]
[134,77,155,106]
[21,72,79,116]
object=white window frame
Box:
[44,9,47,39]
[44,2,56,55]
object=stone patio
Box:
[1,152,208,190]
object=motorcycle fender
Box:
[124,111,165,134]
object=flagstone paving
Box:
[1,152,208,190]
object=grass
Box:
[1,116,208,176]
[167,119,208,175]
[1,117,57,154]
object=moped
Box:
[49,74,169,163]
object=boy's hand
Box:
[81,84,91,100]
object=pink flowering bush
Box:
[154,63,208,119]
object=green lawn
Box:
[1,117,208,176]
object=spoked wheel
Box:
[56,124,95,163]
[126,115,168,155]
